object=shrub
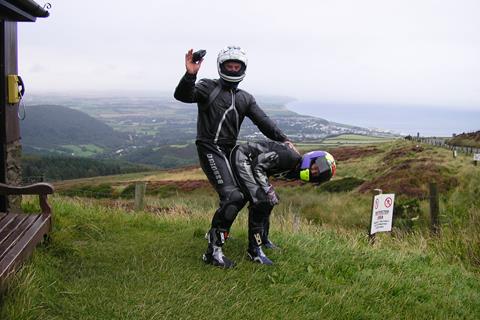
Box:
[60,183,116,199]
[393,198,421,231]
[147,185,179,198]
[119,184,136,199]
[317,177,365,193]
[119,183,180,199]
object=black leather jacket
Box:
[174,73,288,146]
[231,141,302,202]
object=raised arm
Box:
[173,49,207,103]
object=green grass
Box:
[61,144,104,157]
[54,171,161,191]
[295,134,400,152]
[1,197,480,319]
[322,134,399,145]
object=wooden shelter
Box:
[1,0,49,211]
[0,0,51,288]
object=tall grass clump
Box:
[431,169,480,267]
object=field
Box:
[60,144,105,157]
[322,134,399,145]
[1,140,479,319]
[295,134,400,153]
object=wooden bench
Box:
[0,182,54,288]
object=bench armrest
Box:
[0,183,55,215]
[0,183,54,195]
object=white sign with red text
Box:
[370,194,395,235]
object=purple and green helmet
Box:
[299,151,336,183]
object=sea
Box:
[286,101,480,137]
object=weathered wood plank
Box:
[0,213,17,234]
[0,214,50,281]
[0,214,27,247]
[0,214,39,261]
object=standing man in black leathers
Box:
[230,141,336,265]
[174,46,296,268]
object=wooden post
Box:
[429,183,440,235]
[134,182,146,211]
[293,214,300,233]
[369,189,383,244]
[0,21,20,212]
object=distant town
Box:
[23,93,400,152]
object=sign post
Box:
[474,154,480,166]
[369,191,395,243]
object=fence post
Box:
[429,183,440,236]
[293,214,300,233]
[134,182,146,211]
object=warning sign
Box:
[370,193,395,235]
[474,154,480,161]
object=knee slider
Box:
[222,189,245,223]
[229,189,245,205]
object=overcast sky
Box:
[18,0,480,109]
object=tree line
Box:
[22,155,153,182]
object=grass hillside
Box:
[1,140,479,319]
[20,105,127,153]
[447,130,480,148]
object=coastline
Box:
[286,101,480,137]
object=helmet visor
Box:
[220,60,246,77]
[313,157,331,176]
[310,153,336,183]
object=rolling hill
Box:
[447,130,480,148]
[20,105,127,153]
